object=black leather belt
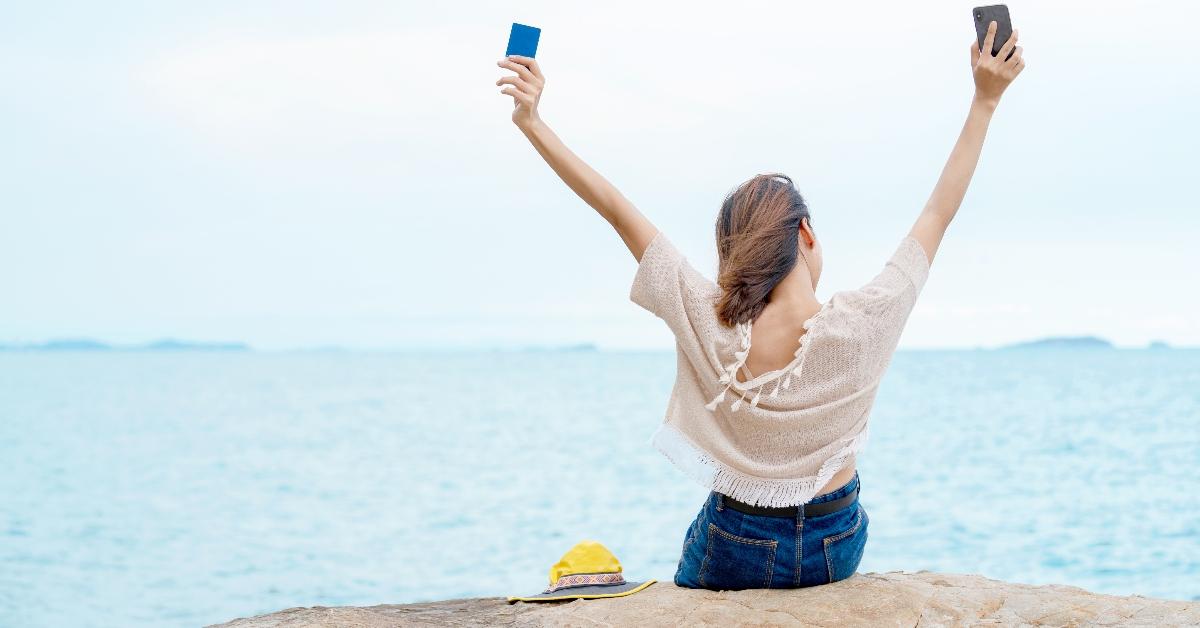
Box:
[721,484,858,518]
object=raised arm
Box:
[909,20,1025,266]
[496,55,658,262]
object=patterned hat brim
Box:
[507,579,656,603]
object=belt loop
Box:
[716,493,724,512]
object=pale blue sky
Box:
[2,1,1197,350]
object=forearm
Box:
[496,54,661,260]
[520,118,631,228]
[920,96,997,223]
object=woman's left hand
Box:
[496,55,545,131]
[971,21,1024,107]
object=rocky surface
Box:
[211,570,1198,627]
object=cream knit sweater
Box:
[630,231,930,507]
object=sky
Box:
[1,1,1197,350]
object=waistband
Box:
[716,470,860,518]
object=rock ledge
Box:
[211,570,1198,627]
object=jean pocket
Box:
[822,503,868,583]
[697,521,777,590]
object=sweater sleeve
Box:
[859,235,931,303]
[629,230,714,338]
[850,235,931,379]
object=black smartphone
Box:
[973,5,1015,61]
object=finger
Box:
[500,87,532,105]
[496,75,534,94]
[997,28,1018,60]
[970,39,980,65]
[523,56,545,80]
[507,54,545,81]
[982,20,997,56]
[497,58,537,84]
[1004,45,1023,66]
[1013,57,1026,74]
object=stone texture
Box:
[210,570,1198,628]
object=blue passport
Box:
[506,22,541,58]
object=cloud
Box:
[140,28,449,143]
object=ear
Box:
[798,217,816,247]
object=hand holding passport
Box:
[496,22,545,130]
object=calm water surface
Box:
[1,349,1197,626]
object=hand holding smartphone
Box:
[969,4,1025,105]
[973,5,1015,61]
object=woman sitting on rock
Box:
[494,20,1025,589]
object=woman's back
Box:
[740,301,850,496]
[737,303,821,386]
[630,229,930,508]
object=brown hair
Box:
[714,173,813,327]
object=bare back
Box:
[736,301,857,498]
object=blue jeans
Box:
[674,471,868,589]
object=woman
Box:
[495,21,1025,589]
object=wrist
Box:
[517,115,545,136]
[971,93,1000,112]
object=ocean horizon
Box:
[2,335,1195,353]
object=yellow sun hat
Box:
[507,540,657,603]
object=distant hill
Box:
[0,338,250,352]
[141,339,249,351]
[1000,336,1114,350]
[1147,340,1171,350]
[34,338,112,351]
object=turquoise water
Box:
[1,349,1197,626]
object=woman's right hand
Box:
[971,20,1025,106]
[496,55,545,131]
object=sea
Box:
[1,348,1197,627]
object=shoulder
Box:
[634,231,720,292]
[844,235,931,311]
[630,230,721,317]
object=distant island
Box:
[0,340,602,353]
[999,335,1114,350]
[1148,340,1171,350]
[0,338,250,352]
